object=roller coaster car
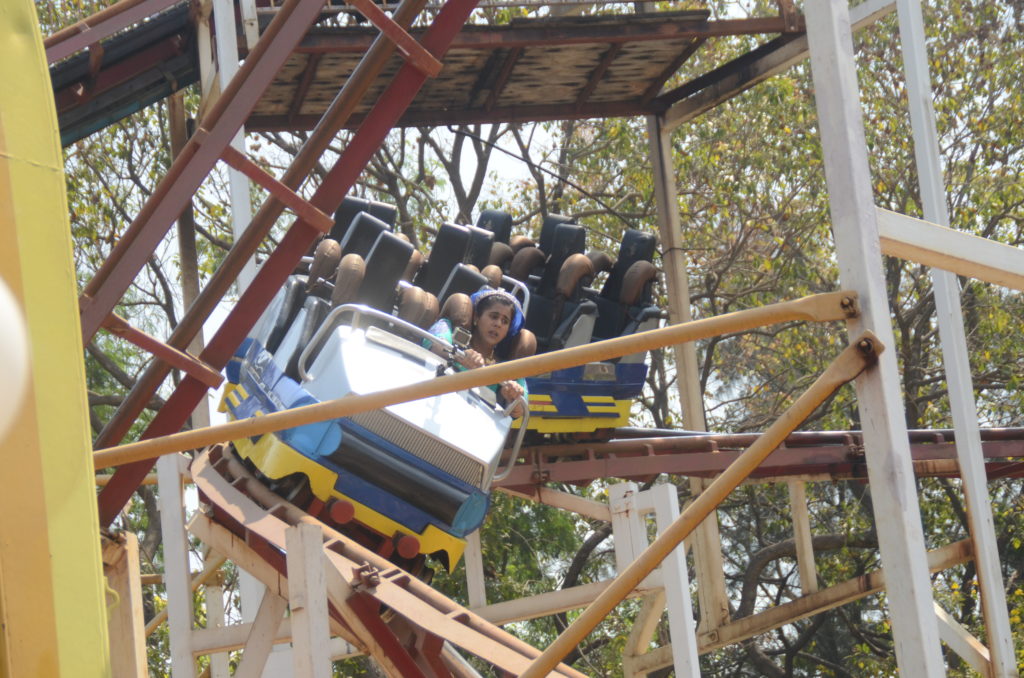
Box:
[220,290,525,571]
[504,219,661,435]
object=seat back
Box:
[536,222,586,297]
[465,224,495,270]
[538,213,574,256]
[284,297,332,381]
[601,228,657,301]
[340,211,391,259]
[357,231,414,312]
[264,276,307,354]
[415,222,471,296]
[437,263,487,307]
[476,209,512,244]
[330,196,396,244]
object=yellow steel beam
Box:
[519,332,883,678]
[94,290,858,469]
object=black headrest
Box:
[465,225,494,270]
[601,229,657,301]
[538,214,575,255]
[340,211,391,259]
[476,209,513,244]
[415,222,472,296]
[330,196,396,243]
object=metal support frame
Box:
[610,483,700,678]
[519,335,883,677]
[157,453,197,678]
[96,0,479,525]
[804,0,944,673]
[212,0,258,292]
[894,0,1018,671]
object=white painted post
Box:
[239,575,295,678]
[464,529,487,609]
[804,0,945,673]
[238,0,261,51]
[787,480,818,594]
[286,524,333,678]
[895,0,1018,673]
[212,0,257,291]
[647,113,732,633]
[610,483,647,572]
[157,454,197,678]
[205,570,231,678]
[650,484,700,678]
[234,590,291,678]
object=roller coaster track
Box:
[190,444,588,678]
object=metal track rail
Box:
[189,445,589,678]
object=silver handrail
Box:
[492,395,530,482]
[297,304,453,382]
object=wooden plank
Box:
[286,524,333,678]
[104,533,148,678]
[934,602,993,676]
[877,208,1024,291]
[787,480,818,594]
[157,454,197,678]
[234,587,289,678]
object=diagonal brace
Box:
[518,332,885,678]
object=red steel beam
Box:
[101,313,223,389]
[45,0,182,64]
[92,0,430,461]
[97,0,482,527]
[219,144,334,233]
[493,435,1024,488]
[78,0,329,344]
[343,0,442,76]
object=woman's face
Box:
[474,302,514,350]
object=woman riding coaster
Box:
[428,287,531,418]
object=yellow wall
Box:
[0,2,112,677]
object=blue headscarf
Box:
[470,287,525,358]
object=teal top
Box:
[426,318,528,405]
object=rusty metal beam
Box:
[574,43,621,112]
[78,0,331,344]
[218,144,334,233]
[101,313,223,389]
[45,0,182,64]
[53,34,188,113]
[92,0,433,467]
[287,53,322,124]
[96,0,483,526]
[249,99,650,131]
[495,436,1024,488]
